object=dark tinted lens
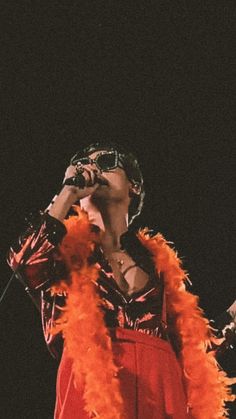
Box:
[96,153,117,170]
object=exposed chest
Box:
[106,251,151,297]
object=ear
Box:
[129,182,141,197]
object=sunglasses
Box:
[70,150,124,172]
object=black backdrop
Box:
[0,2,235,418]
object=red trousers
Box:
[54,328,189,419]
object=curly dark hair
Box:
[73,141,145,224]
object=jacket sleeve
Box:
[8,212,67,291]
[7,212,68,358]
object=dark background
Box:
[0,1,235,418]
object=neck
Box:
[80,197,129,254]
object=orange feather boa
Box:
[50,206,235,418]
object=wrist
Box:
[62,185,80,198]
[48,187,79,221]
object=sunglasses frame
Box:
[70,150,124,172]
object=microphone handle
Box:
[63,173,108,188]
[64,173,86,188]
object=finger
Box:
[83,167,98,186]
[65,165,78,178]
[63,165,79,184]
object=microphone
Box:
[63,172,108,188]
[45,174,108,212]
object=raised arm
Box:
[7,163,101,357]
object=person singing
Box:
[8,142,235,419]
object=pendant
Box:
[116,259,124,267]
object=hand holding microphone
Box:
[47,161,108,221]
[62,163,108,201]
[64,162,108,188]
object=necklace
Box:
[106,248,125,264]
[115,258,125,267]
[108,250,137,277]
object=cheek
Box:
[111,178,131,199]
[108,172,129,189]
